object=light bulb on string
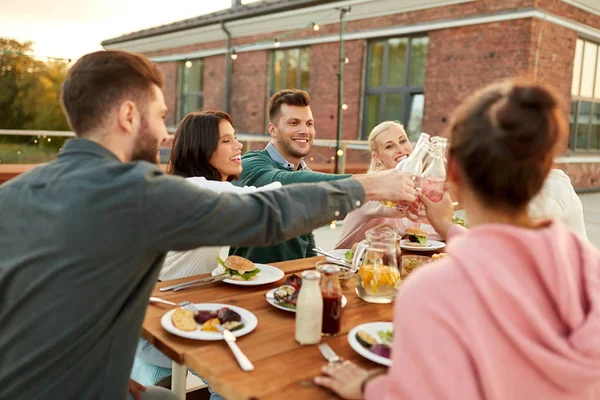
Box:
[48,138,52,142]
[337,149,344,156]
[344,57,349,64]
[341,103,348,110]
[273,38,280,48]
[329,221,337,230]
[312,23,320,31]
[185,60,192,68]
[34,139,38,144]
[231,50,238,60]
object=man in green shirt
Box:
[0,51,415,400]
[231,89,350,263]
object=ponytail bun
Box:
[448,80,567,211]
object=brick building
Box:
[103,0,600,190]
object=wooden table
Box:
[142,256,399,400]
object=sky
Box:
[0,0,260,61]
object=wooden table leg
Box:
[172,361,187,400]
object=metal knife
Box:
[159,273,228,292]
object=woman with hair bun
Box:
[315,80,600,400]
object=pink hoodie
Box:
[366,220,600,399]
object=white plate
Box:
[211,264,284,286]
[265,289,347,312]
[325,249,352,264]
[348,322,393,367]
[399,239,446,251]
[160,303,258,341]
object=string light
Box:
[341,103,348,110]
[330,156,335,160]
[312,23,320,31]
[337,149,344,156]
[309,157,314,161]
[273,38,280,48]
[231,49,238,60]
[48,138,52,142]
[329,221,337,230]
[185,60,192,68]
[344,57,349,64]
[33,139,38,144]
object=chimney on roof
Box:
[232,0,243,7]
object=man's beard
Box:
[131,116,160,164]
[278,133,311,159]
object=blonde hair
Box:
[367,120,406,173]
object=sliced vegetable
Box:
[370,344,391,359]
[201,318,220,332]
[222,321,244,331]
[378,330,393,344]
[356,330,378,348]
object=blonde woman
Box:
[334,121,443,249]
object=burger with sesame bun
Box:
[217,256,261,281]
[405,227,429,247]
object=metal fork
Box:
[149,297,199,313]
[318,343,343,364]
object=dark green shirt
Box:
[0,138,364,400]
[230,145,351,263]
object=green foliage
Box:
[0,38,70,130]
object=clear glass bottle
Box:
[408,136,447,222]
[396,132,431,219]
[295,270,323,345]
[320,265,343,336]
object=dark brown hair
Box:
[168,110,237,181]
[268,89,311,124]
[448,80,568,211]
[60,50,163,135]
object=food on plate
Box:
[201,318,220,332]
[217,256,261,281]
[378,330,393,344]
[274,285,296,301]
[172,307,197,332]
[356,329,393,359]
[283,275,302,290]
[431,253,447,261]
[402,255,431,274]
[370,344,391,359]
[194,310,218,324]
[405,227,428,246]
[222,321,244,331]
[172,306,244,332]
[356,331,378,348]
[272,275,301,309]
[217,307,242,323]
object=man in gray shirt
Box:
[0,50,416,400]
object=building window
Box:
[179,59,203,121]
[363,36,428,140]
[570,38,600,151]
[270,48,310,95]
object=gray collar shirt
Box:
[265,142,308,171]
[0,138,364,399]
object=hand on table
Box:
[128,379,147,400]
[314,360,369,400]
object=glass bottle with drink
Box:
[320,265,343,336]
[295,270,323,345]
[396,132,431,220]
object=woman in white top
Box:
[334,121,442,249]
[131,111,280,392]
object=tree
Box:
[0,38,70,131]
